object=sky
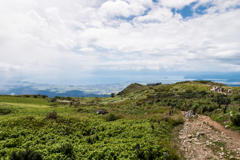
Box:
[0,0,240,85]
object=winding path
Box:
[197,114,240,142]
[179,111,240,159]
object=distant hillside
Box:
[117,83,148,96]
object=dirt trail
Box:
[197,114,240,142]
[179,112,240,159]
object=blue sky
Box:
[0,0,240,85]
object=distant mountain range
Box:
[1,76,240,98]
[0,80,176,98]
[0,81,133,98]
[0,86,110,98]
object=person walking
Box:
[228,88,231,95]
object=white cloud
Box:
[196,0,240,13]
[99,0,151,18]
[0,62,25,72]
[79,47,96,52]
[0,0,240,83]
[159,0,198,9]
[135,7,174,23]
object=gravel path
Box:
[179,112,240,159]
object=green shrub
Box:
[10,149,43,160]
[76,108,83,112]
[207,104,217,112]
[197,105,206,114]
[46,111,57,119]
[231,114,240,126]
[110,93,115,98]
[136,149,145,159]
[66,97,72,100]
[148,115,165,123]
[135,147,168,160]
[41,95,47,98]
[168,115,184,126]
[48,98,56,102]
[0,108,12,114]
[191,104,199,112]
[234,95,240,101]
[49,103,58,107]
[105,113,120,121]
[61,143,73,157]
[194,80,211,84]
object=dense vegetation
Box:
[0,80,240,159]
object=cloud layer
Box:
[0,0,240,83]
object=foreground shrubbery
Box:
[0,114,179,159]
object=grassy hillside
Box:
[0,95,53,105]
[117,83,148,96]
[0,80,240,159]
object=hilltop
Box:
[117,83,148,96]
[0,80,240,159]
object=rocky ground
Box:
[179,112,240,160]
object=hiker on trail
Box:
[222,87,224,92]
[215,86,218,92]
[228,88,231,95]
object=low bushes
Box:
[231,114,240,126]
[46,111,57,119]
[48,98,56,102]
[135,147,169,160]
[10,149,43,160]
[61,143,74,157]
[233,95,240,101]
[190,103,218,114]
[0,108,12,115]
[168,114,184,126]
[148,113,184,126]
[105,113,121,121]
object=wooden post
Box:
[218,101,221,108]
[151,125,154,130]
[223,106,227,113]
[136,144,140,150]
